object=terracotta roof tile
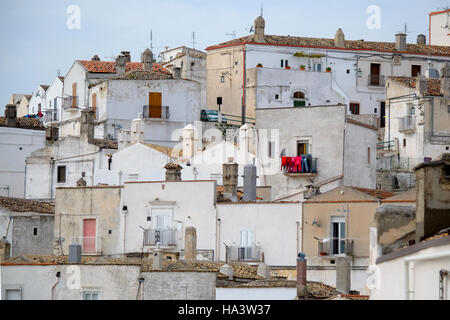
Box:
[110,70,173,81]
[0,117,45,130]
[390,76,442,96]
[207,34,450,57]
[77,60,171,75]
[93,139,118,149]
[352,187,396,200]
[0,197,54,214]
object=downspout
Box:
[242,44,247,124]
[404,250,450,300]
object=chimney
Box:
[184,226,197,260]
[416,75,428,96]
[219,264,234,280]
[118,129,131,150]
[141,48,153,72]
[296,252,308,299]
[257,263,271,280]
[0,238,11,262]
[336,257,351,294]
[80,109,94,144]
[91,54,100,61]
[45,125,59,145]
[153,248,163,270]
[222,157,238,202]
[182,124,196,159]
[115,53,127,75]
[164,162,182,181]
[130,113,144,144]
[254,15,265,43]
[4,104,17,127]
[334,28,345,47]
[173,67,182,79]
[441,62,450,98]
[417,34,426,45]
[68,244,82,264]
[395,33,407,51]
[120,51,131,63]
[243,163,257,202]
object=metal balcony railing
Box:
[318,238,353,256]
[143,105,169,119]
[398,116,416,133]
[63,96,79,110]
[368,74,385,87]
[72,236,102,254]
[226,246,262,262]
[281,155,317,174]
[144,228,176,246]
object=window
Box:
[346,69,350,74]
[368,147,371,164]
[403,138,406,147]
[281,60,284,68]
[82,291,100,300]
[444,165,450,177]
[220,75,225,83]
[57,166,66,183]
[370,63,381,85]
[349,103,360,115]
[293,91,306,107]
[314,63,322,72]
[268,141,275,157]
[411,65,421,77]
[275,94,279,100]
[240,230,253,247]
[380,101,386,128]
[285,60,288,67]
[33,227,38,236]
[331,216,346,255]
[410,106,415,115]
[297,140,310,156]
[54,98,57,109]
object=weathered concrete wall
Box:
[142,271,216,300]
[11,214,54,257]
[216,287,296,300]
[54,186,122,255]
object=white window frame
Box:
[82,289,102,300]
[330,216,346,255]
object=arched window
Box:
[293,91,306,107]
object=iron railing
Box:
[226,246,262,262]
[318,238,353,256]
[63,96,78,110]
[143,105,169,119]
[398,116,416,133]
[368,74,385,87]
[72,236,102,254]
[144,228,176,246]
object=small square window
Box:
[83,291,100,300]
[275,94,279,100]
[57,166,66,183]
[403,139,406,147]
[346,69,350,74]
[220,75,225,83]
[33,227,38,236]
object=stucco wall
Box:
[216,287,296,300]
[142,271,216,300]
[0,126,45,198]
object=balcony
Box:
[144,228,176,246]
[281,155,317,176]
[226,246,262,262]
[368,74,385,87]
[317,238,353,256]
[72,236,102,255]
[398,116,416,133]
[143,105,169,120]
[63,96,79,110]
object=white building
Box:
[255,104,378,200]
[25,111,117,200]
[429,9,450,46]
[206,15,450,123]
[0,110,45,198]
[28,85,49,116]
[16,95,32,117]
[42,76,64,124]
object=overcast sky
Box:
[1,0,448,112]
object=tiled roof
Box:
[110,70,173,81]
[0,117,45,130]
[390,76,442,96]
[207,34,450,57]
[58,76,64,82]
[77,60,171,75]
[0,197,54,214]
[24,95,32,101]
[93,139,118,149]
[352,187,396,200]
[143,143,182,158]
[40,85,49,91]
[216,186,263,202]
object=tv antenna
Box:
[150,29,153,51]
[192,32,196,49]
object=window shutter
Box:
[72,83,77,107]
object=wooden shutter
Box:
[92,93,97,119]
[148,92,162,118]
[72,83,77,107]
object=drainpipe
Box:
[242,44,246,124]
[404,250,450,300]
[51,271,61,300]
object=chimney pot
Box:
[141,48,153,72]
[4,104,17,127]
[395,33,407,51]
[254,15,265,43]
[243,164,257,202]
[222,160,238,202]
[334,28,345,47]
[184,226,197,260]
[164,162,182,181]
[417,34,426,45]
[296,252,308,298]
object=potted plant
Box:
[326,67,331,72]
[256,63,263,68]
[285,65,291,70]
[300,65,306,71]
